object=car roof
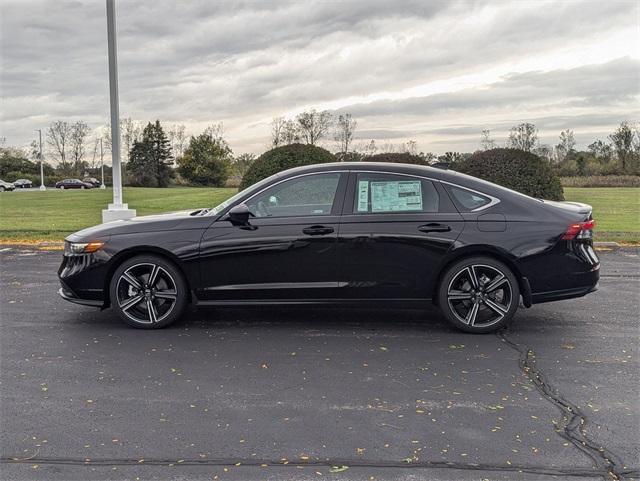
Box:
[272,161,547,207]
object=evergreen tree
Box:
[127,120,174,187]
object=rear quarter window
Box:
[444,184,492,211]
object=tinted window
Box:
[353,173,439,213]
[247,173,341,218]
[444,184,492,211]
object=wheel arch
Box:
[103,246,192,307]
[433,245,530,307]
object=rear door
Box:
[336,171,464,300]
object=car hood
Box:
[67,209,207,241]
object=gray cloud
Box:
[1,0,638,156]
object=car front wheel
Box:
[110,255,188,329]
[437,256,519,333]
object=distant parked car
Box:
[83,177,101,187]
[55,179,94,189]
[0,179,16,192]
[13,178,33,189]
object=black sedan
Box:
[58,162,599,333]
[55,179,94,189]
[13,178,33,188]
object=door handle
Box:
[302,225,335,236]
[418,223,451,233]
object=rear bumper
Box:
[531,266,599,304]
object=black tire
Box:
[437,256,519,333]
[109,255,188,329]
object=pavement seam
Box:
[4,456,639,478]
[497,328,627,481]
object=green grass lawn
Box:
[0,187,236,242]
[563,187,639,244]
[0,186,638,244]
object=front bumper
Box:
[58,286,103,307]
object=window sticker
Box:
[357,180,369,212]
[370,180,422,212]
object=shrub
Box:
[177,133,232,187]
[456,148,564,201]
[363,152,427,165]
[560,175,640,188]
[240,143,335,189]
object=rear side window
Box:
[353,173,439,213]
[444,184,492,211]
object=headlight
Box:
[64,241,105,255]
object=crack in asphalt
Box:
[497,328,628,481]
[3,456,640,478]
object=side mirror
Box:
[226,203,254,226]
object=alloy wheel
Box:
[115,262,178,324]
[446,264,513,328]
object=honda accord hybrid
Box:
[58,162,599,333]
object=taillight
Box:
[562,220,595,240]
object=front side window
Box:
[444,184,492,211]
[353,173,439,213]
[247,173,341,218]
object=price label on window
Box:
[357,180,369,212]
[371,180,422,212]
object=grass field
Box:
[563,187,639,244]
[0,186,638,244]
[0,187,236,242]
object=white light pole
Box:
[35,129,46,191]
[102,0,135,223]
[99,138,106,189]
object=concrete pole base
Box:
[102,204,136,223]
[39,185,46,191]
[100,184,106,189]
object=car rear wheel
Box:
[437,256,519,333]
[110,255,187,329]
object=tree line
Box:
[1,114,638,188]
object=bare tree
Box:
[103,117,141,163]
[121,118,142,162]
[507,123,538,152]
[69,121,90,173]
[88,138,101,170]
[281,119,300,145]
[296,109,332,145]
[204,123,226,144]
[46,120,71,171]
[168,124,187,159]
[271,117,286,147]
[534,144,554,163]
[555,129,575,162]
[480,129,496,150]
[405,140,418,156]
[334,114,357,157]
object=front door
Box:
[337,171,464,300]
[197,172,347,302]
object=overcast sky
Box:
[1,0,639,158]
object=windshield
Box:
[210,173,285,215]
[210,189,247,215]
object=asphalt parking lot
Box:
[0,247,638,481]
